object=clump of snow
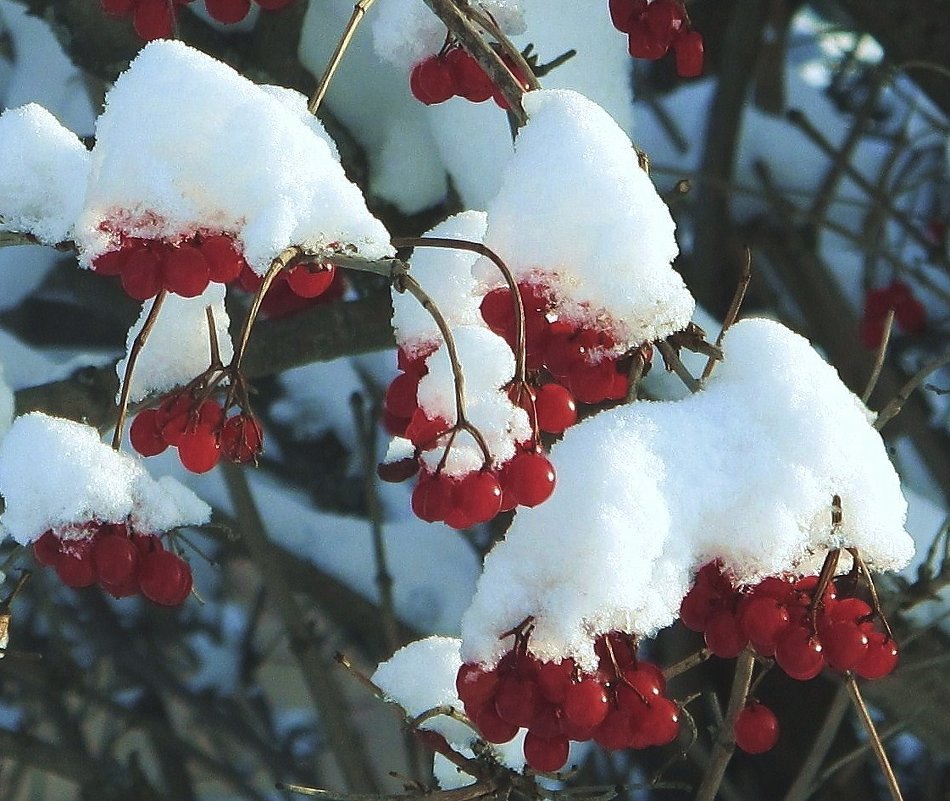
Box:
[75,40,392,272]
[480,89,694,350]
[0,104,89,244]
[392,211,488,352]
[0,412,210,544]
[116,284,233,404]
[416,325,530,475]
[372,0,526,70]
[460,319,912,670]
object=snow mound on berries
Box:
[417,326,531,475]
[391,211,488,353]
[461,319,912,670]
[116,284,234,403]
[480,89,693,350]
[372,0,526,69]
[0,104,89,244]
[75,40,392,271]
[0,413,210,545]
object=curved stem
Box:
[230,254,293,374]
[862,308,895,404]
[875,348,950,430]
[392,236,527,385]
[845,674,905,801]
[399,274,492,465]
[112,291,167,450]
[308,0,378,116]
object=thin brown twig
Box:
[874,349,950,430]
[701,249,752,381]
[112,290,167,450]
[662,648,711,681]
[862,308,896,404]
[309,0,378,115]
[693,648,755,801]
[782,684,853,801]
[844,674,905,801]
[656,340,702,393]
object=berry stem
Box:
[308,0,378,116]
[409,704,479,736]
[846,547,895,642]
[391,236,527,385]
[230,254,290,375]
[0,571,31,611]
[205,305,223,369]
[782,684,852,801]
[624,344,651,402]
[701,248,751,382]
[808,546,840,632]
[661,647,711,681]
[398,272,493,465]
[112,290,167,450]
[874,348,950,430]
[694,648,755,801]
[845,674,905,801]
[861,307,895,404]
[656,339,702,393]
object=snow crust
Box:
[0,412,210,544]
[481,89,694,350]
[0,103,89,244]
[371,0,526,69]
[75,40,392,271]
[116,284,233,404]
[460,319,913,670]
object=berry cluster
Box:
[32,521,192,606]
[131,389,264,474]
[410,47,530,109]
[859,280,927,349]
[205,0,294,25]
[93,232,248,301]
[609,0,704,78]
[481,282,635,408]
[680,562,899,681]
[99,0,192,41]
[456,631,679,772]
[384,344,557,529]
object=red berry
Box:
[163,243,211,298]
[734,702,779,754]
[411,472,455,523]
[410,56,456,105]
[704,610,748,658]
[132,0,175,40]
[200,234,245,283]
[205,0,251,23]
[609,0,646,33]
[593,708,633,750]
[679,585,717,632]
[674,31,705,78]
[739,596,790,656]
[523,731,569,772]
[56,539,97,588]
[569,359,617,404]
[138,550,193,606]
[446,471,502,528]
[33,530,62,567]
[562,679,609,729]
[775,626,825,680]
[221,414,264,463]
[92,534,139,587]
[534,384,577,434]
[820,621,869,672]
[405,410,450,449]
[376,457,419,483]
[474,705,518,744]
[177,424,221,473]
[494,674,539,728]
[628,19,669,60]
[446,48,494,102]
[456,663,499,709]
[491,54,531,110]
[537,658,575,704]
[855,633,899,680]
[644,0,684,49]
[385,372,420,419]
[480,287,516,335]
[93,247,128,276]
[286,263,336,298]
[121,244,163,300]
[503,451,556,508]
[640,696,680,747]
[130,408,168,457]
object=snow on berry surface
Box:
[0,103,89,244]
[116,284,234,404]
[391,210,488,352]
[0,412,210,545]
[480,89,693,351]
[371,0,525,70]
[74,40,392,271]
[460,318,913,670]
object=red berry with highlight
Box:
[523,731,569,772]
[504,451,556,508]
[734,702,780,754]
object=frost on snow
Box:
[0,412,210,544]
[460,319,913,671]
[481,89,694,351]
[74,40,392,272]
[116,284,234,404]
[0,103,89,244]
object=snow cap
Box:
[460,319,912,670]
[0,104,89,244]
[481,89,694,350]
[0,412,210,544]
[75,40,393,272]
